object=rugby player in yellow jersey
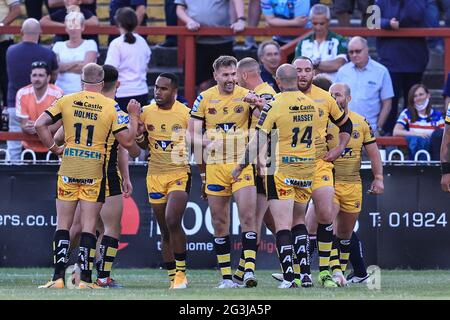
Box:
[35,63,141,289]
[441,105,450,192]
[55,65,134,288]
[232,57,276,286]
[188,56,260,288]
[326,83,384,286]
[136,73,191,289]
[233,64,318,288]
[293,57,353,287]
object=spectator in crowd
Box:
[261,0,310,47]
[158,0,177,47]
[25,0,49,20]
[295,4,348,81]
[376,0,429,135]
[105,7,151,112]
[48,0,97,15]
[335,36,394,135]
[40,0,99,42]
[52,11,98,95]
[16,61,64,160]
[393,84,445,160]
[0,0,21,107]
[257,40,281,92]
[333,0,374,27]
[176,0,246,91]
[229,0,261,50]
[109,0,147,43]
[6,18,59,161]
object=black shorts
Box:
[106,170,122,197]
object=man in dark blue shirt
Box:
[6,18,59,161]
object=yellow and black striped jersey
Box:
[327,111,376,183]
[256,91,318,176]
[190,85,253,163]
[141,101,190,175]
[250,82,277,129]
[46,91,128,179]
[304,85,346,159]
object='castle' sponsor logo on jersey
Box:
[63,147,101,160]
[352,130,360,139]
[74,110,98,120]
[83,102,103,110]
[281,156,315,163]
[289,105,315,112]
[293,114,313,122]
[62,176,95,185]
[283,178,312,188]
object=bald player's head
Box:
[329,82,351,111]
[21,18,42,36]
[275,64,298,91]
[81,63,104,91]
[236,57,261,89]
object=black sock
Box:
[166,261,176,282]
[317,223,333,272]
[97,235,119,279]
[349,232,367,277]
[233,250,245,281]
[276,230,294,282]
[214,235,231,280]
[174,252,187,273]
[242,231,257,273]
[292,224,311,275]
[52,229,70,281]
[78,232,97,283]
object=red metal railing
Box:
[0,25,445,146]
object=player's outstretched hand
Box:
[127,99,141,117]
[441,173,450,192]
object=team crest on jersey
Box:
[234,105,244,113]
[208,108,217,115]
[318,108,324,117]
[352,130,360,139]
[147,124,155,131]
[326,133,334,141]
[172,124,182,132]
[73,100,83,107]
[156,140,172,151]
[216,122,236,133]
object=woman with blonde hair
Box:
[52,10,98,94]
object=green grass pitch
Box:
[0,268,449,300]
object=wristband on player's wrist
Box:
[442,162,450,175]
